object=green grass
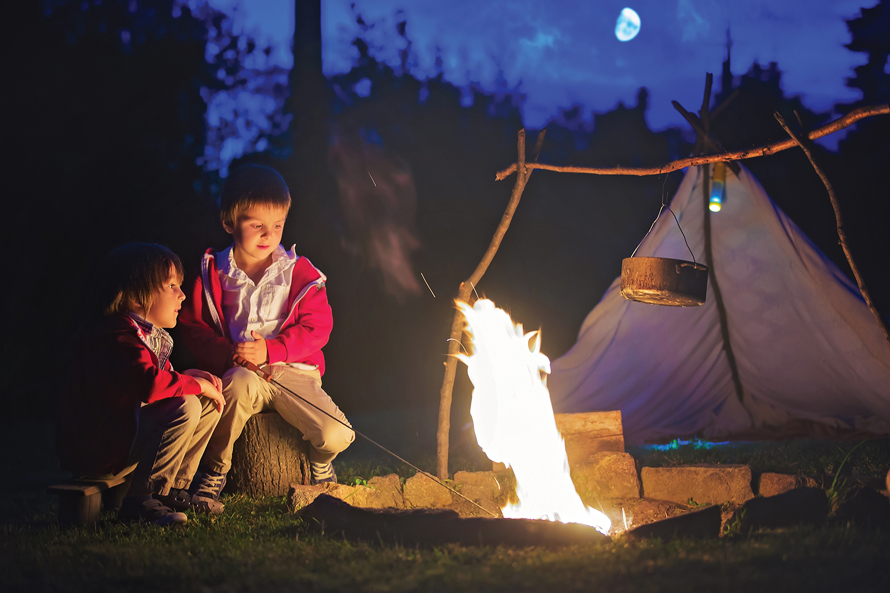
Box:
[2,430,889,592]
[1,489,889,593]
[628,438,890,478]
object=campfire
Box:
[456,298,612,535]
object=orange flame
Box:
[456,299,611,534]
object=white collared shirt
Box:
[217,244,299,343]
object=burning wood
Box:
[456,298,612,535]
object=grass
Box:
[1,489,889,593]
[2,422,889,592]
[628,438,890,478]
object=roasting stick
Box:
[233,356,499,518]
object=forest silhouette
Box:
[4,1,888,436]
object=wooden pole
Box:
[495,104,889,181]
[696,74,750,421]
[775,112,890,351]
[435,128,546,479]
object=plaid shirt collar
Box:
[127,313,174,370]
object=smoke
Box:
[329,128,422,301]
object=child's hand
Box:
[234,331,268,366]
[182,369,223,393]
[191,377,226,413]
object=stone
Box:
[625,505,722,541]
[572,452,641,501]
[555,411,625,470]
[602,498,692,534]
[641,464,754,505]
[758,473,817,497]
[832,486,890,529]
[287,484,327,511]
[740,487,828,531]
[403,472,453,508]
[295,494,609,547]
[453,471,503,502]
[287,476,404,512]
[367,474,405,509]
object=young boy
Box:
[179,165,354,503]
[57,243,227,526]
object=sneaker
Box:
[311,462,337,485]
[154,488,192,512]
[118,496,187,526]
[189,469,227,505]
[190,492,225,515]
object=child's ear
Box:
[222,221,235,235]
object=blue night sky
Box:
[203,0,871,132]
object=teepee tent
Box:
[548,164,890,444]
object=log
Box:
[228,412,311,497]
[295,494,609,547]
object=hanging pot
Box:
[620,257,708,306]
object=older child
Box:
[57,243,226,526]
[179,165,354,502]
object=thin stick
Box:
[436,128,546,480]
[495,104,889,181]
[774,112,890,350]
[233,357,498,517]
[695,73,749,420]
[672,100,740,176]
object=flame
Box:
[456,299,612,535]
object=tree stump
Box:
[228,412,311,497]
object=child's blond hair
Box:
[219,165,292,229]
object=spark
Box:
[367,170,377,187]
[420,272,436,297]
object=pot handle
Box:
[676,262,708,274]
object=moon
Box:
[615,8,641,42]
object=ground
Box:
[2,412,889,592]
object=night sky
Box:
[205,0,870,133]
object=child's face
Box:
[225,204,288,266]
[135,267,186,328]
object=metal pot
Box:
[620,257,709,306]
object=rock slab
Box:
[642,464,754,505]
[626,504,722,540]
[287,474,405,511]
[758,473,817,497]
[403,472,453,508]
[573,452,641,500]
[295,494,609,547]
[740,487,828,531]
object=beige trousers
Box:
[89,395,220,497]
[201,365,354,474]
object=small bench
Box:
[47,475,130,527]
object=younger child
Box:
[57,243,227,526]
[179,165,354,504]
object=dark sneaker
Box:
[189,470,227,503]
[155,488,192,512]
[190,492,225,515]
[118,496,187,526]
[311,462,337,485]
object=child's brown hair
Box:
[95,243,185,318]
[219,165,292,229]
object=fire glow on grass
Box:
[456,299,612,535]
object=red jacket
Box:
[178,248,332,377]
[57,314,202,475]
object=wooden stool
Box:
[228,412,311,497]
[47,474,130,527]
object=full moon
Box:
[615,7,641,42]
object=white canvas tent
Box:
[548,164,890,443]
